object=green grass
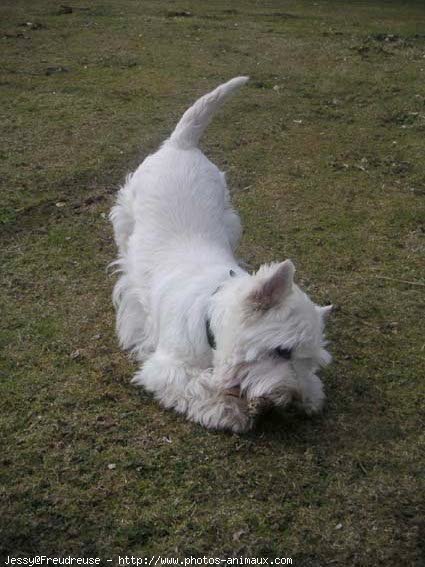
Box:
[1,0,424,564]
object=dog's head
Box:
[209,260,332,408]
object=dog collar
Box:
[205,317,216,350]
[205,269,237,350]
[205,320,240,397]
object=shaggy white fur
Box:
[110,77,332,432]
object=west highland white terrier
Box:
[110,77,332,432]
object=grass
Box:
[1,0,424,564]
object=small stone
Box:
[46,66,69,76]
[58,6,73,15]
[107,463,116,470]
[166,11,192,18]
[55,201,66,208]
[335,523,343,530]
[232,528,247,542]
[21,22,44,30]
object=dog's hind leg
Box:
[110,178,154,360]
[112,274,153,361]
[220,172,242,251]
[223,206,242,251]
[109,180,135,255]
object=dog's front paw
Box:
[191,394,253,433]
[211,404,253,433]
[299,375,326,416]
[302,395,325,416]
[222,394,253,433]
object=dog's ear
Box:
[248,260,295,310]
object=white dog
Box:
[110,77,332,432]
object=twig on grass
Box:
[376,275,425,287]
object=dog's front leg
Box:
[186,369,253,433]
[297,374,326,415]
[132,353,252,432]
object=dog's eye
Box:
[274,347,292,360]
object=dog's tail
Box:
[167,76,249,149]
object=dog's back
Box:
[121,147,231,253]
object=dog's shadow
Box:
[248,405,328,442]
